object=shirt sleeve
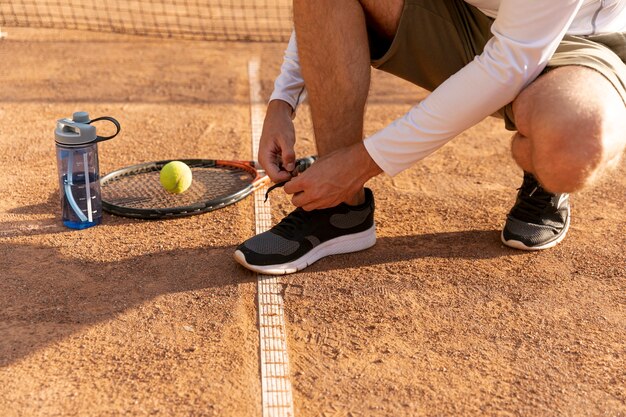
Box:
[269,31,307,115]
[364,0,585,176]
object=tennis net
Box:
[0,0,293,42]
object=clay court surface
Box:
[0,25,624,417]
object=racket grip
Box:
[294,155,316,173]
[263,156,316,202]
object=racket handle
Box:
[264,156,317,202]
[294,155,316,173]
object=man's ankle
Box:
[344,188,366,206]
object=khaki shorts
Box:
[370,0,626,131]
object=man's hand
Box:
[283,142,382,211]
[258,99,297,183]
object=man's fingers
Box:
[281,148,296,172]
[283,174,306,195]
[291,190,333,211]
[286,176,322,209]
[260,154,291,183]
[290,191,310,209]
[267,167,292,183]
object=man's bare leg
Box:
[511,65,626,193]
[292,0,402,205]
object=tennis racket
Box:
[100,156,316,219]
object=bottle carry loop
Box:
[88,116,121,142]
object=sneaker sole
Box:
[500,208,571,251]
[234,223,377,275]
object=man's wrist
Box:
[353,142,383,183]
[268,99,295,120]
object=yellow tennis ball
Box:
[160,161,192,194]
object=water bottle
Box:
[55,111,120,229]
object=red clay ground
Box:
[0,27,624,417]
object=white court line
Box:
[248,58,296,417]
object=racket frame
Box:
[100,158,270,219]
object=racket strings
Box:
[102,165,255,210]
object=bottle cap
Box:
[54,112,97,146]
[72,111,90,123]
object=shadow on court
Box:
[0,227,516,367]
[305,229,523,273]
[0,241,257,368]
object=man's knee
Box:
[513,66,626,193]
[533,122,604,193]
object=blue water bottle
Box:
[55,112,120,229]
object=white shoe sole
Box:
[234,224,377,275]
[501,210,571,251]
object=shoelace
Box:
[264,180,289,201]
[264,156,316,202]
[511,174,556,222]
[272,207,311,236]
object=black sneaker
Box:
[234,188,376,274]
[501,172,570,250]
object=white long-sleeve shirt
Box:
[269,0,626,176]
